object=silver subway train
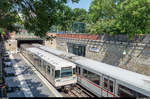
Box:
[33,44,150,97]
[20,44,77,89]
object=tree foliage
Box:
[1,0,149,39]
[0,0,79,38]
[116,0,150,38]
[57,6,74,33]
[89,0,118,22]
[73,8,88,23]
[14,0,79,37]
[53,7,88,33]
[88,0,150,38]
[0,0,20,33]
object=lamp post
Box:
[122,49,127,61]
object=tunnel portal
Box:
[16,38,44,48]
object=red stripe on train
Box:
[77,74,118,97]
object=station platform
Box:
[5,53,62,97]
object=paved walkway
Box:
[5,53,62,97]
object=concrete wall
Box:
[56,38,68,51]
[55,34,150,76]
[5,40,17,53]
[44,33,57,48]
[45,40,57,48]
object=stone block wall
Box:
[45,33,57,48]
[56,33,99,40]
[5,40,17,53]
[45,40,57,48]
[56,38,68,51]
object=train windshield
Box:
[61,67,72,78]
[55,70,60,78]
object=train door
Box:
[108,78,115,97]
[76,66,81,83]
[39,59,42,70]
[46,65,51,81]
[41,60,44,73]
[43,61,46,76]
[52,68,55,80]
[102,76,115,97]
[99,74,103,97]
[37,58,41,71]
[45,63,49,78]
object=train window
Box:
[61,69,72,78]
[136,92,147,97]
[73,68,76,74]
[47,66,50,74]
[55,70,60,78]
[103,78,108,89]
[118,84,134,97]
[83,69,88,78]
[86,71,100,85]
[118,84,147,97]
[37,59,39,66]
[52,69,54,77]
[76,67,80,75]
[43,61,46,70]
[41,60,43,67]
[76,67,78,73]
[99,75,102,86]
[78,67,80,75]
[40,60,42,67]
[109,80,113,93]
[39,60,41,67]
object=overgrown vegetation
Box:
[0,0,79,38]
[0,0,150,39]
[87,0,150,38]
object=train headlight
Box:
[56,79,61,82]
[73,77,76,79]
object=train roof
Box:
[38,45,150,96]
[26,47,76,70]
[20,44,34,48]
[39,46,76,57]
[32,44,43,47]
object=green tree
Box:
[89,0,118,22]
[15,0,80,37]
[87,0,150,39]
[72,8,88,33]
[0,0,20,34]
[57,6,74,33]
[73,8,88,22]
[115,0,150,38]
[0,0,80,38]
[56,8,88,33]
[87,0,118,34]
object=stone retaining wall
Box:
[5,40,17,53]
[44,33,57,48]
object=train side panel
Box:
[77,66,117,97]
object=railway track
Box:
[60,84,95,97]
